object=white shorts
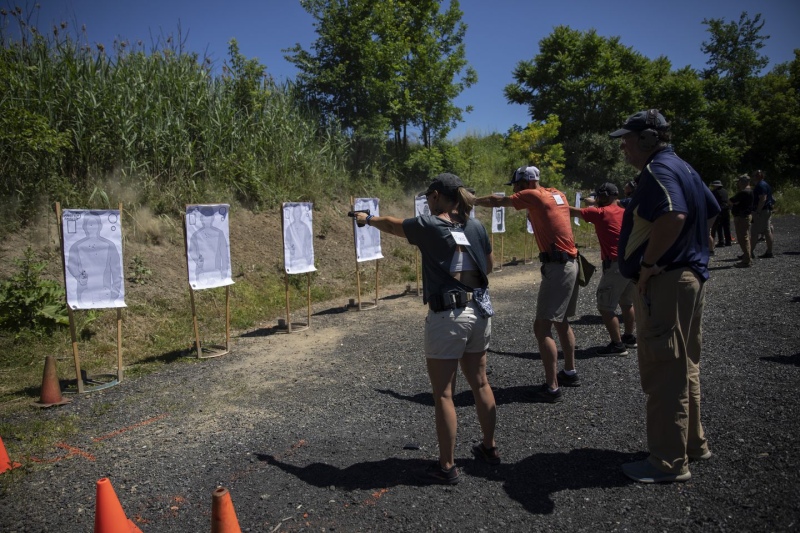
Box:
[424,302,491,359]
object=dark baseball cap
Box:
[418,173,465,197]
[609,109,669,137]
[595,182,619,197]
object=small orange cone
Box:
[33,355,71,408]
[211,487,242,533]
[0,435,21,474]
[94,477,143,533]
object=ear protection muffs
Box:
[637,108,661,151]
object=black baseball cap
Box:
[418,173,465,197]
[609,109,669,137]
[595,182,619,197]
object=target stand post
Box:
[188,284,231,359]
[278,272,312,333]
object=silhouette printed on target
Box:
[284,204,315,273]
[66,212,123,308]
[187,205,230,287]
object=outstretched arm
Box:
[353,212,406,238]
[475,195,514,208]
[568,206,584,219]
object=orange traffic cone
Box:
[94,477,143,533]
[211,487,242,533]
[0,435,21,474]
[33,355,71,408]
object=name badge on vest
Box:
[450,230,471,246]
[553,194,564,205]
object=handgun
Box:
[347,209,370,227]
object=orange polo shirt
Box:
[510,187,577,257]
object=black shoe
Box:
[739,253,756,260]
[557,369,580,387]
[420,462,460,485]
[529,383,563,403]
[734,261,752,268]
[621,333,638,348]
[716,242,725,247]
[472,443,501,465]
[725,242,732,246]
[759,252,774,258]
[596,342,629,356]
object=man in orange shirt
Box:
[476,166,579,403]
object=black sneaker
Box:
[734,261,752,268]
[530,383,563,403]
[621,334,638,348]
[759,252,774,258]
[557,369,580,387]
[420,462,460,485]
[596,342,629,356]
[471,443,501,465]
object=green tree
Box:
[504,26,658,141]
[699,12,770,175]
[748,53,800,186]
[286,0,475,165]
[504,116,565,188]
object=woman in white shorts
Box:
[352,173,498,485]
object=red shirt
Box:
[510,187,577,257]
[579,204,624,261]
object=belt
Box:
[539,252,576,264]
[429,290,473,312]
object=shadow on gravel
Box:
[375,384,598,406]
[467,448,640,514]
[256,454,437,488]
[569,314,604,326]
[487,348,538,360]
[259,449,639,514]
[708,265,734,271]
[760,353,800,366]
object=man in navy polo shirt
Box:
[610,109,720,483]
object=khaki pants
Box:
[634,268,709,474]
[734,216,751,263]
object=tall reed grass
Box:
[0,8,352,232]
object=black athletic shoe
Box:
[530,383,563,403]
[621,333,638,348]
[557,369,580,387]
[472,443,501,465]
[596,342,629,356]
[420,462,460,485]
[759,252,774,258]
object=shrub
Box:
[0,247,68,335]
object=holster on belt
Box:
[429,289,472,312]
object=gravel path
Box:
[1,216,798,532]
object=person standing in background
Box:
[709,180,732,249]
[730,175,754,268]
[750,170,775,259]
[569,182,637,356]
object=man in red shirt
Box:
[476,166,580,403]
[570,183,637,356]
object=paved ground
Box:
[1,216,798,532]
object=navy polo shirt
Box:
[618,147,720,281]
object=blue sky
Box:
[25,0,800,139]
